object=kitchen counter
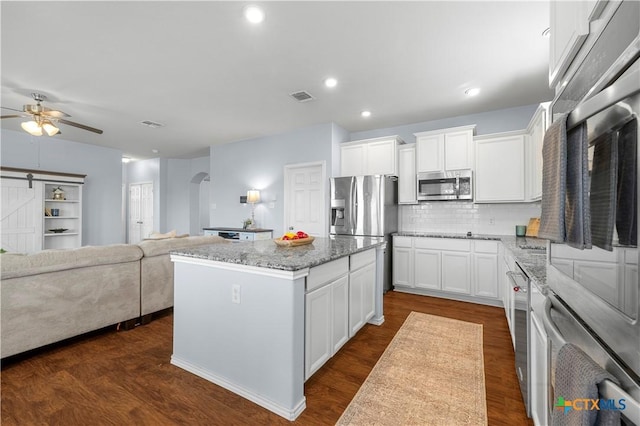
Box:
[394,231,548,286]
[202,227,273,233]
[169,235,386,420]
[171,235,385,271]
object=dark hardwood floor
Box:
[1,291,532,425]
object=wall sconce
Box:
[247,189,260,228]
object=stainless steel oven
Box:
[544,1,640,423]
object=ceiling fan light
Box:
[42,121,60,136]
[21,120,42,136]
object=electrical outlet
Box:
[489,217,495,225]
[231,284,241,304]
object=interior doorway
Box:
[128,182,153,244]
[283,161,327,237]
[189,172,210,235]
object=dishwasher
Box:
[506,261,531,416]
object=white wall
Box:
[210,123,338,236]
[1,129,124,245]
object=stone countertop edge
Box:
[170,236,386,272]
[393,232,548,286]
[202,227,273,233]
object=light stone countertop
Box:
[171,235,385,272]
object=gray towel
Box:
[552,343,620,426]
[590,132,617,251]
[616,119,637,246]
[565,122,592,249]
[539,114,568,242]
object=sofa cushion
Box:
[137,235,227,258]
[0,244,143,280]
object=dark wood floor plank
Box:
[1,291,531,425]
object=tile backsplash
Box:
[399,202,542,235]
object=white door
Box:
[284,162,326,237]
[129,182,154,243]
[1,178,43,253]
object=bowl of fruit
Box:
[273,231,315,247]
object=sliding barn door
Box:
[1,178,44,253]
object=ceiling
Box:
[1,1,554,160]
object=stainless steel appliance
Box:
[543,2,640,424]
[416,169,472,201]
[330,175,397,291]
[506,262,531,416]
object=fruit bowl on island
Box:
[273,231,314,247]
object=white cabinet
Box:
[472,241,499,299]
[393,236,500,306]
[349,250,376,337]
[305,257,349,380]
[530,308,549,426]
[1,168,85,253]
[526,103,550,201]
[475,132,526,203]
[397,144,417,204]
[415,125,475,173]
[340,136,404,177]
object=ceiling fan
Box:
[1,93,103,136]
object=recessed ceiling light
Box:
[244,5,265,24]
[464,88,480,97]
[151,149,159,154]
[324,77,338,88]
[361,110,371,118]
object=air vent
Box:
[139,120,165,128]
[289,91,315,102]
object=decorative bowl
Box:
[273,236,315,247]
[48,228,68,233]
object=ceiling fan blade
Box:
[1,114,27,119]
[58,118,103,134]
[1,106,23,112]
[41,109,71,118]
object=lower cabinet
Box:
[530,308,549,426]
[305,249,376,380]
[392,235,500,306]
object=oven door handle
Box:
[542,299,640,424]
[506,270,527,293]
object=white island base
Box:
[170,239,385,421]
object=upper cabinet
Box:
[475,131,527,203]
[474,103,550,203]
[415,125,475,173]
[526,103,550,201]
[340,136,404,177]
[549,0,606,89]
[397,144,417,204]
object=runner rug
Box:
[336,311,487,425]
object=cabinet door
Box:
[367,139,397,176]
[414,249,441,290]
[549,0,590,88]
[528,105,547,201]
[398,145,417,204]
[473,253,499,298]
[393,247,414,287]
[361,262,376,324]
[416,134,444,173]
[444,130,473,171]
[305,284,332,379]
[349,263,375,337]
[530,310,549,426]
[340,144,366,177]
[441,251,471,294]
[475,134,526,202]
[331,275,349,354]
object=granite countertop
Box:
[171,235,385,271]
[393,231,548,286]
[203,227,273,233]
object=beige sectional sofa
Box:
[0,235,226,358]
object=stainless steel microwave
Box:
[416,170,473,201]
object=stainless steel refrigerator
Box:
[329,175,398,291]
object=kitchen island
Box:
[169,236,386,420]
